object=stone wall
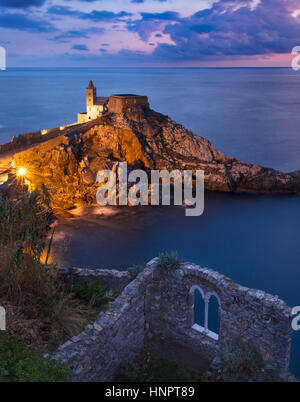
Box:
[0,129,61,155]
[53,258,293,382]
[0,132,41,154]
[57,266,132,296]
[53,266,152,381]
[108,95,149,114]
[147,261,293,381]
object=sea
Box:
[0,67,300,376]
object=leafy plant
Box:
[217,341,264,381]
[0,187,51,269]
[157,251,182,271]
[71,280,109,308]
[0,332,70,382]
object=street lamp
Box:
[17,167,27,177]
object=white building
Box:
[78,80,109,123]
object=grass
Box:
[157,251,182,271]
[71,280,109,308]
[0,255,96,353]
[215,341,264,381]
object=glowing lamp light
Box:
[17,167,27,177]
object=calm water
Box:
[0,68,300,376]
[1,67,300,171]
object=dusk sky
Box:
[1,0,300,67]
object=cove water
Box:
[0,67,300,377]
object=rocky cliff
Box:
[10,106,300,209]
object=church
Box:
[77,80,109,123]
[77,80,149,123]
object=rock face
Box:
[11,105,300,209]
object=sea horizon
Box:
[1,0,300,384]
[4,66,293,70]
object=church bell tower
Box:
[86,80,96,107]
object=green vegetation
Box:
[157,251,182,271]
[0,185,51,267]
[115,350,204,382]
[0,332,70,382]
[71,280,109,308]
[217,341,264,381]
[0,188,110,380]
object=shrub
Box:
[0,187,55,306]
[157,251,182,271]
[41,293,92,343]
[0,265,92,351]
[0,332,70,382]
[71,280,109,308]
[0,252,57,306]
[0,187,51,267]
[0,188,95,357]
[218,341,264,381]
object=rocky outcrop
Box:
[105,109,300,193]
[9,106,300,209]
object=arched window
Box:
[208,294,220,336]
[189,286,220,341]
[194,288,205,328]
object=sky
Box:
[0,0,300,67]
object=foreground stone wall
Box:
[147,261,293,381]
[57,266,132,296]
[53,258,293,382]
[53,267,152,381]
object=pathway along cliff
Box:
[2,103,300,210]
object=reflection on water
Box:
[50,204,180,269]
[50,191,300,377]
[51,192,300,286]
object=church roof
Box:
[94,97,109,105]
[87,80,94,89]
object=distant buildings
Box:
[78,80,109,123]
[77,81,149,123]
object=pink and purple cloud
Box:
[0,0,299,66]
